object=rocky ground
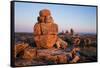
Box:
[13,33,97,66]
[15,44,72,66]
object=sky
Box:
[15,2,97,33]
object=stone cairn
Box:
[34,9,58,49]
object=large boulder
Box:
[34,23,58,35]
[15,43,29,58]
[15,43,37,60]
[34,35,57,49]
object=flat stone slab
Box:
[15,48,71,66]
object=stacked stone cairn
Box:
[34,9,58,49]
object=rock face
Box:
[34,9,58,49]
[15,43,29,58]
[36,48,68,64]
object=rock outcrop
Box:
[34,9,58,49]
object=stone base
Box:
[15,44,72,66]
[15,45,72,66]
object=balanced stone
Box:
[39,9,51,17]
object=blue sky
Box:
[15,2,97,33]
